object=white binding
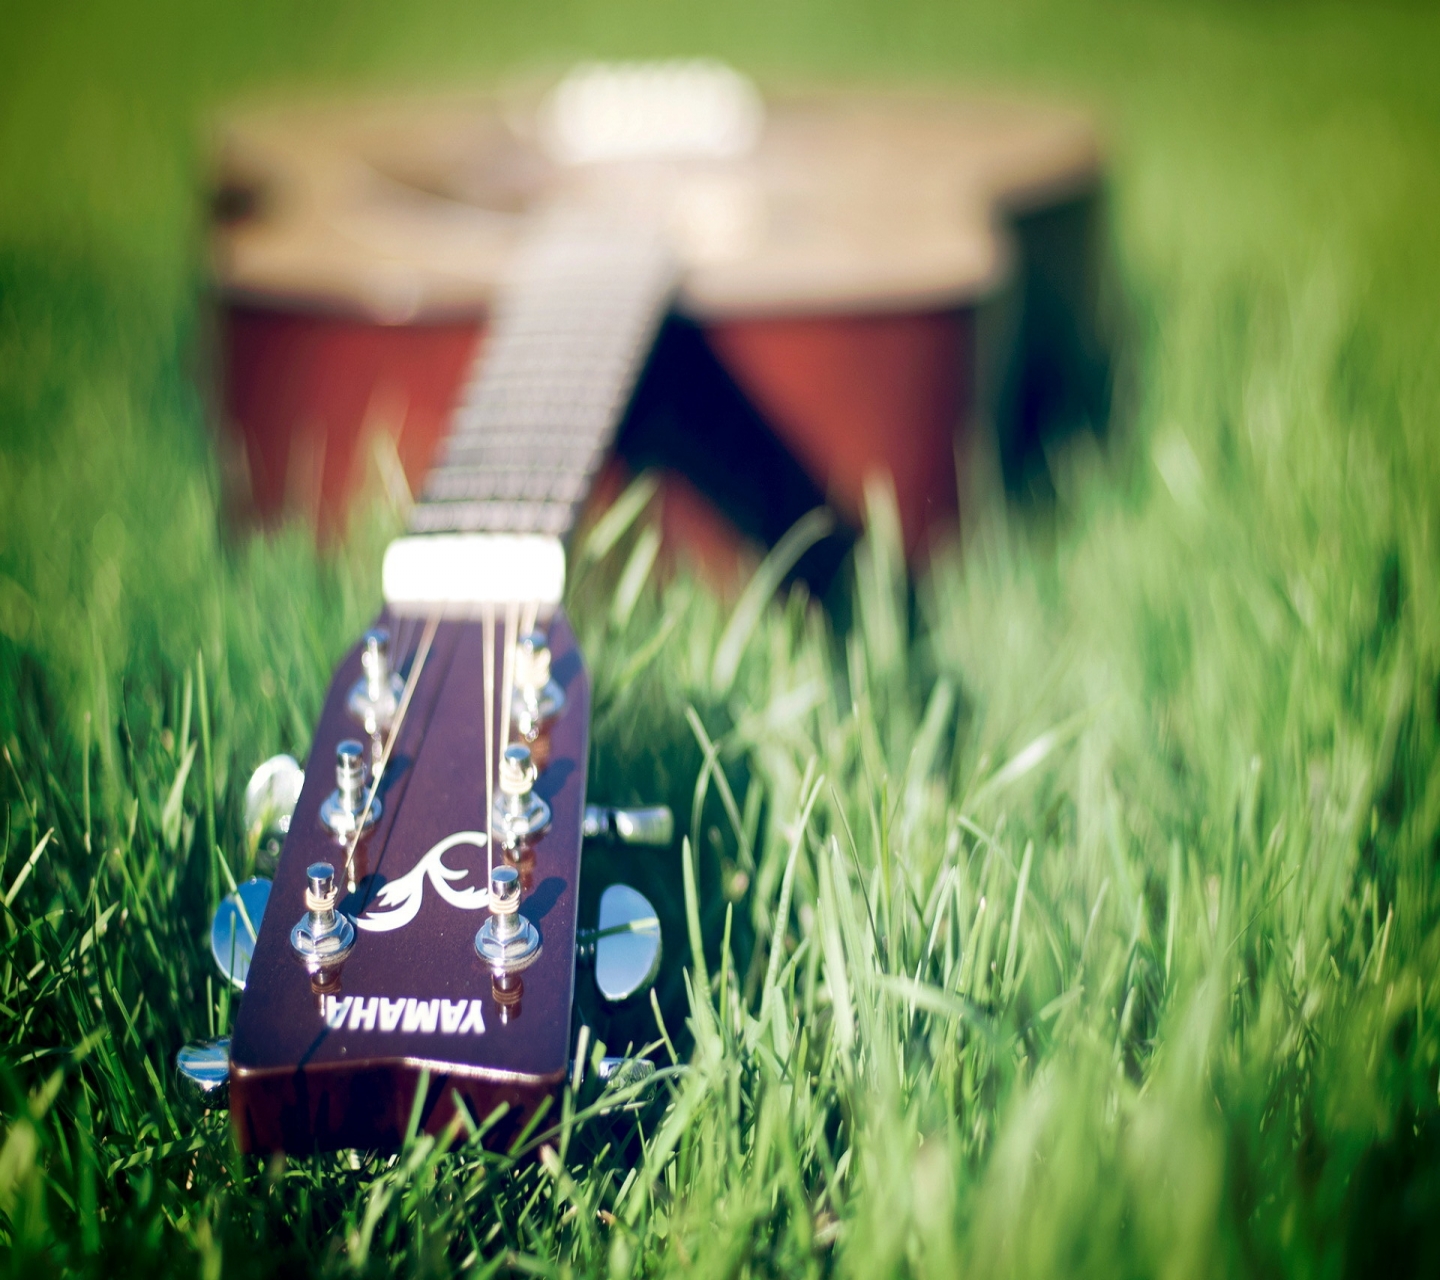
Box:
[382,533,565,615]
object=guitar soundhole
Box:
[214,178,265,226]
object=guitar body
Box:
[222,304,973,565]
[229,612,588,1152]
[214,89,1107,565]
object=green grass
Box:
[4,0,1440,1274]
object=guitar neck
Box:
[410,207,676,539]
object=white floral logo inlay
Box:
[354,830,491,933]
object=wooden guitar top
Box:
[214,89,1100,322]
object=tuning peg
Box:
[243,754,304,864]
[320,740,381,840]
[493,744,551,849]
[577,883,662,1003]
[348,628,404,733]
[475,864,543,973]
[290,862,356,970]
[512,631,565,740]
[176,1036,231,1101]
[594,1054,656,1089]
[211,876,272,990]
[582,805,674,847]
[569,1055,657,1111]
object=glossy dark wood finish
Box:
[229,611,589,1152]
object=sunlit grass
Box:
[3,0,1440,1275]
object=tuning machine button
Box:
[493,744,550,849]
[290,862,356,969]
[347,628,404,734]
[593,1055,656,1089]
[175,1036,231,1100]
[577,883,662,1003]
[582,805,674,847]
[475,864,542,972]
[211,876,272,990]
[320,740,381,840]
[567,1054,657,1111]
[243,753,304,866]
[512,631,565,740]
[593,1055,658,1109]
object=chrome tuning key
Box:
[593,1055,658,1110]
[243,754,304,865]
[176,1036,231,1100]
[348,628,404,734]
[289,862,356,970]
[582,804,674,847]
[320,740,380,840]
[512,631,565,740]
[493,744,550,849]
[577,883,662,1003]
[475,864,542,973]
[593,1055,657,1091]
[568,1053,657,1112]
[211,877,272,989]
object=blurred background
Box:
[3,0,1437,712]
[4,0,1436,701]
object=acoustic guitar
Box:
[178,64,1106,1153]
[213,62,1108,575]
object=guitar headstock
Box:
[226,605,594,1152]
[191,138,697,1143]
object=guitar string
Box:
[394,614,416,685]
[521,600,540,651]
[479,600,543,907]
[500,600,520,770]
[349,598,536,909]
[366,217,670,918]
[397,219,670,904]
[344,610,441,893]
[481,601,496,891]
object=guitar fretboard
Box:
[410,208,676,538]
